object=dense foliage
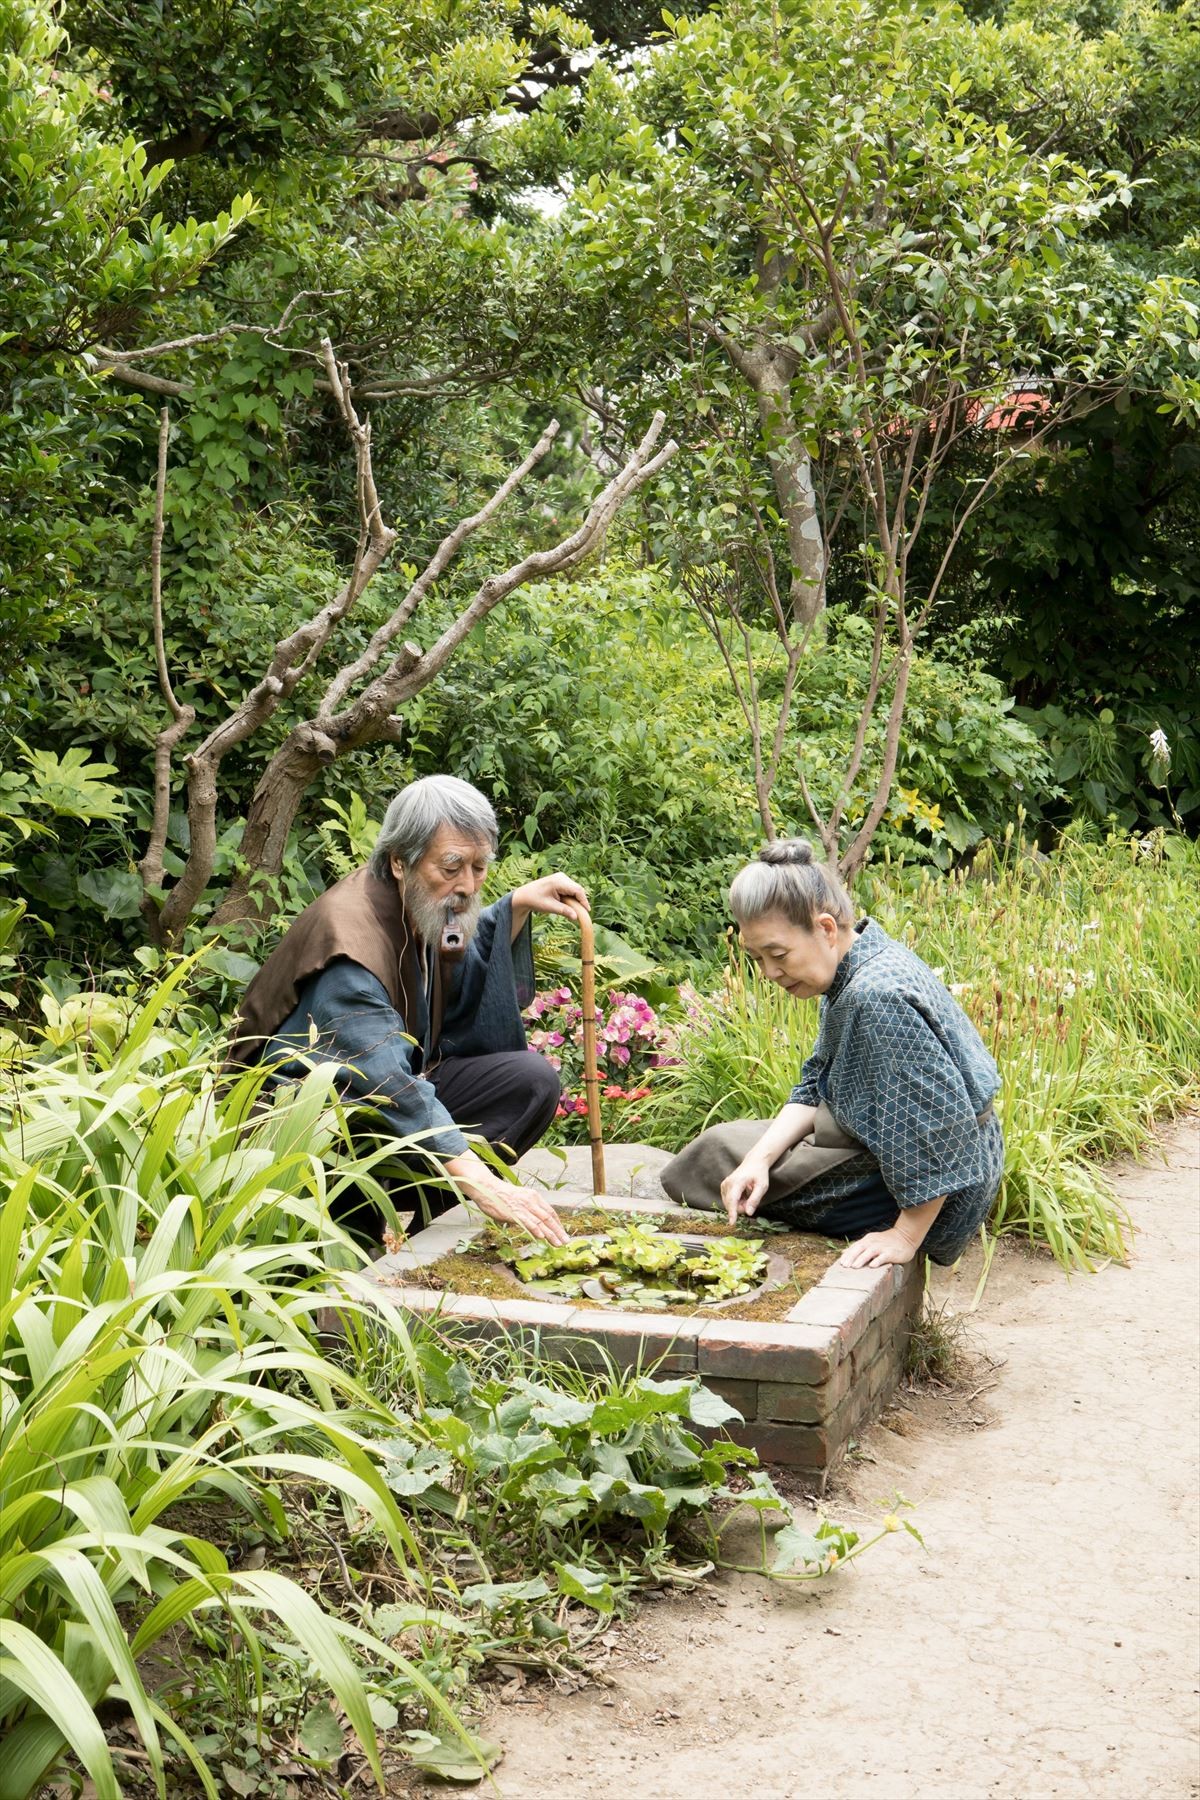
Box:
[0,976,887,1794]
[1,0,1196,903]
[4,2,1197,1790]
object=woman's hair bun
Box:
[757,836,814,867]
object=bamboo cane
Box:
[569,904,607,1197]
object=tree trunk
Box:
[752,365,827,629]
[143,355,677,945]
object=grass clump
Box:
[904,1300,976,1387]
[641,832,1199,1272]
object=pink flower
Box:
[553,987,572,1005]
[546,1031,564,1047]
[610,1044,631,1067]
[603,1084,624,1099]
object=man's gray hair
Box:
[369,776,498,879]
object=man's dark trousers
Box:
[337,1050,561,1242]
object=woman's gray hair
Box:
[369,776,498,878]
[728,837,854,931]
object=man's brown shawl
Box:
[226,866,534,1070]
[225,866,432,1067]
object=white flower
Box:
[1149,726,1171,766]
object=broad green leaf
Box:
[688,1385,744,1427]
[0,1624,120,1800]
[299,1699,345,1763]
[461,1577,552,1610]
[404,1729,502,1783]
[771,1523,829,1574]
[553,1560,615,1613]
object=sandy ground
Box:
[486,1115,1200,1800]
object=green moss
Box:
[411,1209,842,1322]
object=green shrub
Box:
[1016,695,1200,834]
[404,568,1054,964]
[15,549,1056,980]
[0,962,516,1796]
[1,964,890,1792]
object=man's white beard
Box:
[405,875,483,951]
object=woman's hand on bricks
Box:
[838,1225,919,1267]
[838,1196,944,1267]
[720,1158,770,1226]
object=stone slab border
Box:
[358,1193,922,1473]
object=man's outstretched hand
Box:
[445,1149,569,1244]
[473,1182,570,1245]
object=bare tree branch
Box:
[318,420,561,718]
[137,362,676,941]
[100,362,190,398]
[151,338,398,944]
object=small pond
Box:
[416,1209,841,1321]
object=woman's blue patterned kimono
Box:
[777,918,1004,1262]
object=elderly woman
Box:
[661,839,1003,1267]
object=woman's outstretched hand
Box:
[720,1158,770,1227]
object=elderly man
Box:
[228,775,580,1243]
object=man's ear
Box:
[389,853,405,884]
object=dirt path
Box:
[486,1116,1200,1800]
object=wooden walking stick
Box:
[568,904,607,1197]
